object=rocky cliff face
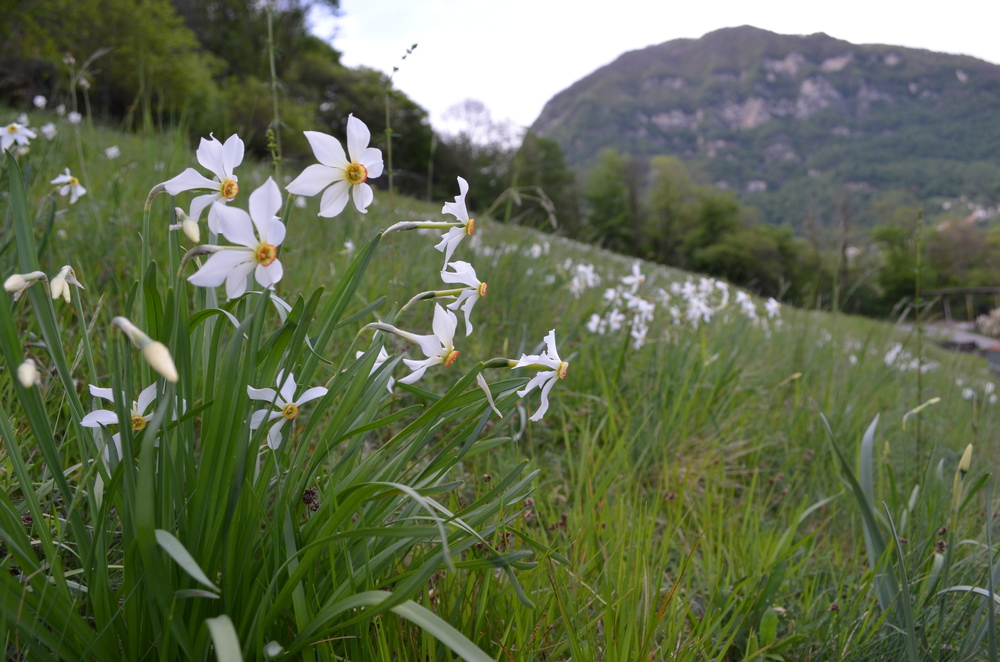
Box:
[531,26,1000,226]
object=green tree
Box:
[582,149,635,253]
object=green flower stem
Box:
[72,285,98,385]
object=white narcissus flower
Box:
[286,114,384,217]
[105,145,120,159]
[33,95,47,109]
[49,264,84,303]
[40,123,57,140]
[67,111,82,125]
[162,133,244,232]
[514,329,569,422]
[436,177,475,266]
[440,261,487,336]
[187,177,286,300]
[621,262,645,293]
[765,298,781,318]
[397,304,460,385]
[2,123,36,151]
[356,347,394,393]
[51,168,87,203]
[81,383,160,463]
[248,371,328,449]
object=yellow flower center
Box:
[282,403,299,420]
[478,282,488,297]
[131,415,147,431]
[256,243,278,266]
[445,350,460,368]
[466,218,476,236]
[69,177,79,187]
[345,163,368,185]
[221,178,239,200]
[6,125,17,133]
[558,361,569,380]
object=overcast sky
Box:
[311,0,1000,134]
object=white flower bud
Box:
[4,271,46,301]
[142,341,179,383]
[17,359,39,388]
[959,443,972,475]
[169,207,200,243]
[113,316,179,383]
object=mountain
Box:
[531,26,1000,228]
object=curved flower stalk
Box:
[248,371,328,450]
[49,265,85,303]
[440,261,487,336]
[286,114,384,217]
[436,176,476,266]
[160,133,244,232]
[51,168,86,204]
[187,177,286,300]
[362,304,460,385]
[2,123,36,151]
[513,329,569,422]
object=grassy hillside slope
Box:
[2,108,999,660]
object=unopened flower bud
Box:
[17,358,39,388]
[169,207,200,243]
[4,271,47,301]
[142,341,179,383]
[112,316,179,383]
[959,444,972,475]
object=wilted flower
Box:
[514,329,568,421]
[1,123,36,151]
[67,111,82,125]
[286,114,384,217]
[49,265,84,303]
[187,177,285,299]
[51,168,87,203]
[32,95,47,109]
[55,104,66,116]
[4,270,47,300]
[436,177,475,266]
[440,260,487,336]
[78,76,90,91]
[477,373,502,418]
[162,133,244,232]
[40,123,57,140]
[248,371,328,449]
[105,145,120,159]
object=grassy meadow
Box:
[1,108,999,661]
